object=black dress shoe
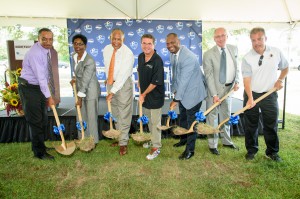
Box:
[179,151,194,160]
[173,141,187,147]
[184,151,194,159]
[223,144,239,150]
[209,148,220,155]
[35,152,55,160]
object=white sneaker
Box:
[146,148,160,160]
[143,141,152,148]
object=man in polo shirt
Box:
[241,27,289,162]
[138,34,165,160]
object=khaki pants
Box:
[144,108,162,148]
[107,78,133,146]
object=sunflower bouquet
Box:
[0,68,23,116]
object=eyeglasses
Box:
[258,55,264,66]
[73,42,85,46]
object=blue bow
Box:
[168,110,178,120]
[137,115,149,125]
[104,112,116,122]
[76,121,87,130]
[53,124,65,135]
[195,111,206,122]
[228,115,240,125]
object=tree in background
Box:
[0,25,70,62]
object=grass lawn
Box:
[0,113,299,199]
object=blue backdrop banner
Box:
[67,19,202,94]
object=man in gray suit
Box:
[203,27,240,155]
[166,33,207,160]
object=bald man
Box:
[103,28,134,156]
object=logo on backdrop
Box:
[67,19,202,93]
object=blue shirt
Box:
[21,42,51,98]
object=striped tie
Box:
[47,52,55,96]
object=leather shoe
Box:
[209,148,220,155]
[119,146,128,156]
[35,152,54,160]
[173,141,187,147]
[110,142,119,147]
[179,151,194,160]
[223,144,239,150]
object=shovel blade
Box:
[55,142,76,155]
[157,125,172,131]
[102,129,121,139]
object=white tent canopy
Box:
[0,0,299,29]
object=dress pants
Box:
[178,101,202,153]
[78,97,100,143]
[243,91,279,155]
[206,86,234,149]
[108,77,133,146]
[18,83,47,156]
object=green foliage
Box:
[202,28,216,52]
[0,25,70,62]
[0,113,299,198]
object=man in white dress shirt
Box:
[103,28,134,156]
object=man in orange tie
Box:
[103,28,134,156]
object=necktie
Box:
[219,48,226,84]
[172,54,177,79]
[107,49,116,85]
[47,52,55,96]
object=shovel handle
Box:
[139,100,143,133]
[72,83,85,140]
[166,106,174,127]
[51,104,67,150]
[107,100,113,130]
[204,89,234,116]
[217,87,277,129]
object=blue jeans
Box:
[179,101,202,152]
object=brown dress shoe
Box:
[110,141,119,147]
[119,146,128,156]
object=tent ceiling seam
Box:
[104,0,133,19]
[141,0,171,19]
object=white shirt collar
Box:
[74,51,87,63]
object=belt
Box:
[225,83,233,86]
[18,77,40,89]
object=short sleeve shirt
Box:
[138,51,165,109]
[241,46,289,93]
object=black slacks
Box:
[243,91,279,155]
[18,81,48,156]
[178,101,202,152]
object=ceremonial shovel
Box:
[172,89,234,135]
[131,100,151,143]
[157,105,176,131]
[72,83,95,151]
[197,87,278,134]
[51,105,76,155]
[102,100,121,139]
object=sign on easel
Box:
[14,40,34,60]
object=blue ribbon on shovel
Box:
[76,121,87,130]
[228,115,240,125]
[53,124,65,135]
[168,110,178,120]
[104,112,116,122]
[137,115,149,125]
[195,111,206,122]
